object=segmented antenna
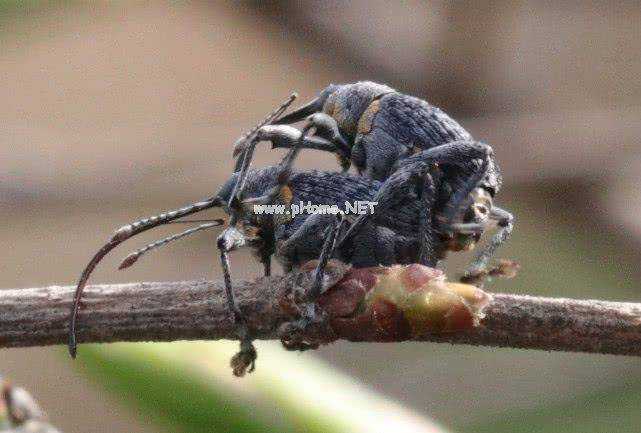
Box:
[68,196,222,358]
[118,220,224,270]
[232,93,298,160]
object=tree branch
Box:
[1,264,640,357]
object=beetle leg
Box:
[461,206,515,287]
[216,226,258,377]
[303,113,352,171]
[416,167,441,267]
[233,125,342,171]
[278,215,345,351]
[334,159,441,266]
[238,115,352,173]
[308,214,346,300]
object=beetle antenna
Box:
[68,196,223,358]
[165,219,224,224]
[118,220,225,270]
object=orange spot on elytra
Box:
[279,185,293,206]
[357,99,381,135]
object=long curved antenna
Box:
[118,220,225,270]
[232,93,298,160]
[165,219,224,224]
[68,196,222,358]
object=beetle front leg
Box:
[461,206,515,287]
[217,226,257,376]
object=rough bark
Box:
[1,264,640,357]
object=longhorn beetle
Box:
[68,95,498,376]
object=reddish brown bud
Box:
[319,264,492,341]
[370,299,411,340]
[399,264,445,292]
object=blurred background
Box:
[1,1,640,432]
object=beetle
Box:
[233,82,514,284]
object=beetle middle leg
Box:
[277,214,346,351]
[335,159,442,266]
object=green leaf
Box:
[77,341,447,433]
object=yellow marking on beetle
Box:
[242,224,261,240]
[324,96,336,118]
[332,103,356,136]
[279,185,293,206]
[357,99,381,135]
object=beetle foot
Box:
[279,322,320,351]
[461,259,520,287]
[278,303,329,351]
[460,266,487,286]
[230,338,257,377]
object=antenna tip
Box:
[118,253,139,270]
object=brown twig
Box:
[0,264,640,357]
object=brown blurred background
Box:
[1,1,640,432]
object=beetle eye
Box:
[474,204,489,216]
[469,204,490,223]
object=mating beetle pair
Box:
[69,81,514,376]
[233,81,512,280]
